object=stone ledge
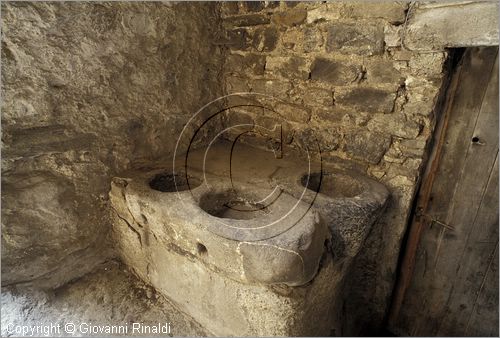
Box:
[403,1,499,50]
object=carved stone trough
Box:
[109,141,389,335]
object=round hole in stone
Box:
[472,136,480,143]
[301,172,364,198]
[149,172,201,192]
[196,242,208,256]
[199,191,270,220]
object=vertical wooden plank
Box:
[438,154,499,335]
[427,47,498,220]
[465,242,499,336]
[435,53,499,336]
[389,47,499,336]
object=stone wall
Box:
[1,2,224,287]
[2,1,497,335]
[219,1,449,334]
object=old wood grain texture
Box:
[389,47,499,336]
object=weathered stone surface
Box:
[218,2,466,336]
[390,49,413,61]
[313,108,347,124]
[300,86,334,107]
[224,13,271,27]
[399,138,427,157]
[306,5,342,24]
[310,57,359,85]
[1,262,208,336]
[111,142,388,335]
[404,1,499,50]
[275,102,310,123]
[1,2,224,287]
[367,113,422,139]
[226,76,250,93]
[226,53,266,75]
[408,52,446,77]
[252,26,278,52]
[338,87,397,114]
[385,24,402,47]
[266,1,280,10]
[280,29,301,50]
[254,115,294,144]
[285,1,299,8]
[226,109,255,129]
[250,78,292,98]
[326,23,384,55]
[272,8,307,26]
[345,2,407,23]
[223,28,251,50]
[221,2,239,16]
[345,131,392,164]
[303,27,323,53]
[364,58,405,86]
[241,1,265,13]
[265,56,310,80]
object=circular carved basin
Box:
[301,172,364,198]
[149,172,201,192]
[199,191,270,220]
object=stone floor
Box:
[1,260,208,337]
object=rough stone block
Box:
[345,130,392,164]
[221,2,239,16]
[367,113,422,139]
[306,5,343,24]
[317,127,342,151]
[285,1,299,8]
[280,29,301,50]
[303,27,323,53]
[254,115,294,144]
[313,107,347,124]
[252,26,278,52]
[408,52,446,77]
[403,77,441,116]
[241,1,265,13]
[364,58,405,86]
[224,13,271,27]
[300,86,334,107]
[250,78,292,99]
[390,49,413,61]
[384,24,402,48]
[266,1,280,9]
[403,95,436,117]
[225,94,262,109]
[310,58,359,85]
[275,102,310,123]
[326,23,384,55]
[265,56,310,80]
[402,157,422,171]
[225,109,256,134]
[338,87,396,114]
[396,138,427,159]
[226,53,266,76]
[272,8,307,26]
[223,28,251,50]
[404,1,499,50]
[344,2,407,24]
[226,76,250,93]
[383,145,404,164]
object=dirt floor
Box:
[1,260,208,337]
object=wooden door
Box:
[389,47,499,336]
